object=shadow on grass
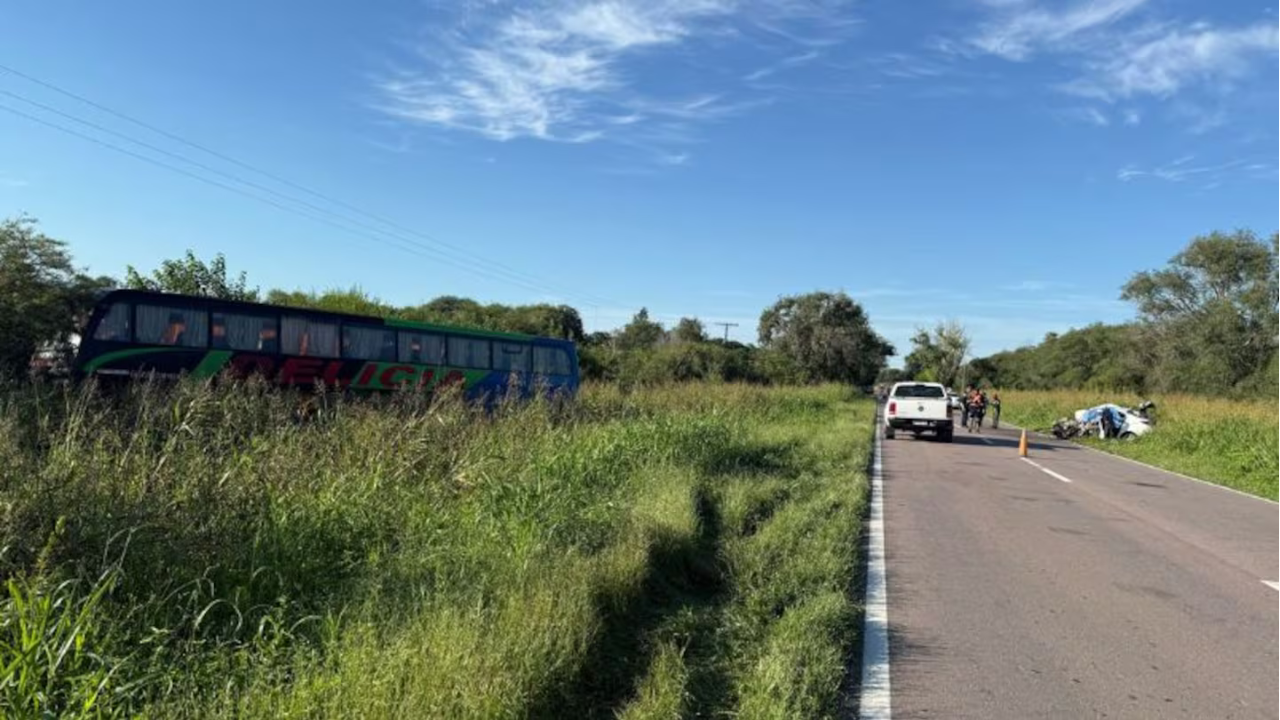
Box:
[527,488,734,720]
[699,438,808,478]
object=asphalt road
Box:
[879,421,1278,719]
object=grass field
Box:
[0,380,874,719]
[1000,390,1278,501]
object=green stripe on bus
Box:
[191,350,234,379]
[82,347,186,375]
[384,317,533,341]
[463,369,491,386]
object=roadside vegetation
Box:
[1001,390,1278,501]
[965,231,1278,399]
[0,380,873,719]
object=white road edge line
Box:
[1263,581,1279,592]
[1001,422,1277,505]
[860,423,892,720]
[1021,457,1073,484]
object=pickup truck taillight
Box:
[888,401,896,415]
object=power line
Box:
[0,88,596,305]
[0,62,620,308]
[0,100,614,304]
[0,62,614,306]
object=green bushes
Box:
[0,380,874,718]
[578,342,806,387]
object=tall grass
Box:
[0,378,874,718]
[1000,390,1278,500]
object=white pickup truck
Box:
[884,381,954,442]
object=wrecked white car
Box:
[1051,401,1155,440]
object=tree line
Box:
[4,216,1273,395]
[965,230,1278,397]
[0,217,896,386]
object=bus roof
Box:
[98,288,566,345]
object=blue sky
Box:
[1,0,1276,358]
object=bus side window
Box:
[534,346,572,376]
[136,305,208,348]
[399,332,445,364]
[447,336,490,369]
[213,312,279,352]
[212,317,228,348]
[343,325,398,361]
[259,319,279,353]
[92,302,131,341]
[282,316,338,358]
[493,341,531,373]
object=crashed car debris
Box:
[1051,401,1155,440]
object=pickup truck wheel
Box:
[884,427,895,440]
[938,430,953,443]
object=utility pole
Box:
[713,322,739,342]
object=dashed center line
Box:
[1017,457,1276,594]
[1021,457,1073,484]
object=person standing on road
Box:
[990,391,1001,429]
[966,387,986,431]
[960,384,974,427]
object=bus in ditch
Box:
[72,289,580,400]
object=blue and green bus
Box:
[73,289,580,399]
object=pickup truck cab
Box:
[885,381,954,442]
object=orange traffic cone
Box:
[1018,429,1029,457]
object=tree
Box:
[1121,230,1278,392]
[265,287,393,317]
[876,367,908,385]
[903,321,970,388]
[500,304,585,341]
[757,291,893,385]
[970,323,1147,392]
[0,217,112,379]
[125,250,258,301]
[406,296,491,329]
[616,308,664,351]
[671,317,707,344]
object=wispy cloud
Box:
[0,175,28,188]
[1001,280,1073,292]
[376,0,850,153]
[868,52,952,80]
[968,0,1149,61]
[656,151,690,166]
[1057,106,1110,126]
[743,50,819,82]
[953,1,1277,127]
[1063,21,1279,101]
[1115,155,1271,187]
